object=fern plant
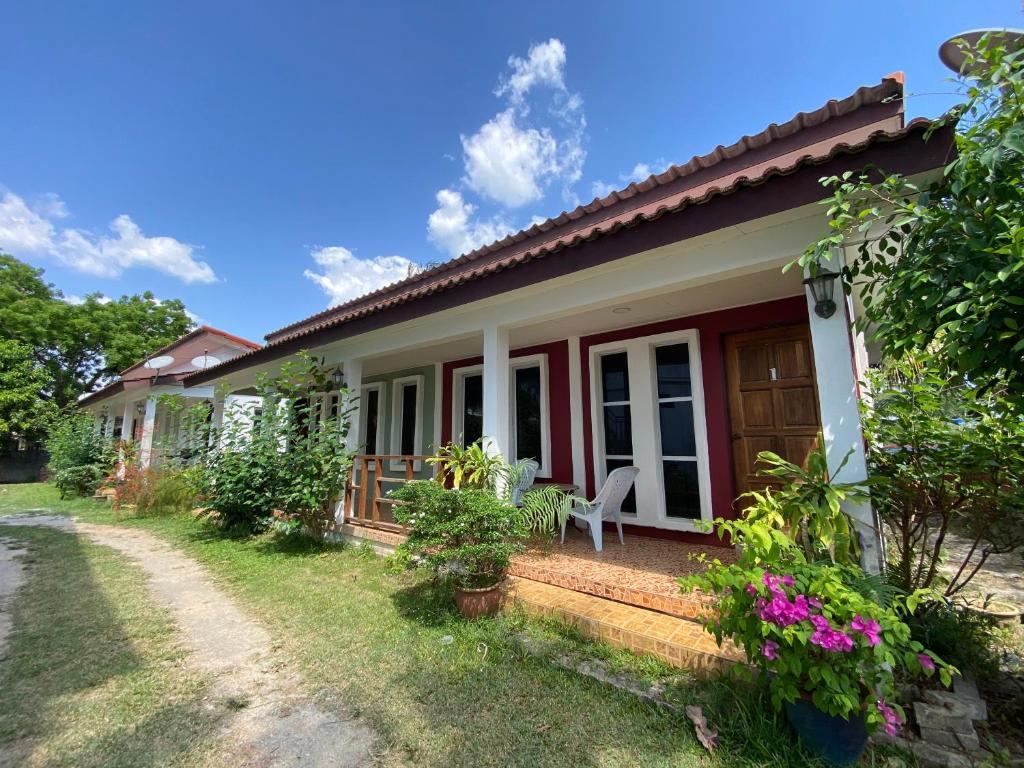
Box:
[517,484,589,535]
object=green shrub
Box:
[54,464,106,499]
[45,411,115,475]
[683,514,953,735]
[904,600,1002,680]
[391,481,525,588]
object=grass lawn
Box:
[0,483,905,767]
[0,523,219,767]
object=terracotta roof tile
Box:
[264,75,904,345]
[186,115,943,386]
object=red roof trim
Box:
[265,75,904,344]
[185,119,952,387]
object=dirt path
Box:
[0,515,376,767]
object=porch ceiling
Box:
[508,264,803,348]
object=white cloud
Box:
[427,189,512,258]
[461,109,560,208]
[0,187,217,284]
[303,246,417,308]
[0,191,56,253]
[590,159,672,201]
[496,38,567,104]
[424,38,587,258]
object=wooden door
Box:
[724,324,822,500]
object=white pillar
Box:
[120,401,134,442]
[481,325,510,461]
[103,409,116,438]
[805,250,882,574]
[336,359,363,525]
[138,397,157,468]
[567,336,587,494]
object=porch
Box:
[335,513,741,671]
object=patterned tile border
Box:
[502,576,741,675]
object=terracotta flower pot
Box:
[454,581,503,619]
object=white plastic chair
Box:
[509,459,540,507]
[561,466,639,552]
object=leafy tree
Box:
[0,253,192,410]
[0,340,54,442]
[795,35,1024,394]
[861,357,1024,596]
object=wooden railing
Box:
[343,454,436,530]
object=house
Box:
[183,74,953,570]
[78,326,262,467]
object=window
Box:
[654,343,701,519]
[596,351,636,513]
[390,375,424,467]
[453,367,484,447]
[452,356,551,476]
[589,329,710,530]
[360,384,385,455]
[509,355,550,476]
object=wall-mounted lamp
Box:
[803,270,841,319]
[331,367,345,389]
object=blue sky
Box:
[2,1,1021,343]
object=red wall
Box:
[580,296,810,525]
[440,340,574,484]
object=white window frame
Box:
[509,354,551,478]
[359,382,386,457]
[390,374,424,470]
[451,364,484,447]
[588,329,712,532]
[589,345,637,521]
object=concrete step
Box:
[502,576,740,675]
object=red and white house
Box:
[79,326,262,467]
[184,74,954,567]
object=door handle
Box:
[731,432,742,440]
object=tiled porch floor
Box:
[509,526,737,619]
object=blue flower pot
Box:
[785,699,868,766]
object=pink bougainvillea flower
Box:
[745,583,757,597]
[876,699,902,736]
[809,614,854,653]
[781,574,795,587]
[807,596,822,609]
[757,592,810,627]
[850,615,882,646]
[918,653,936,671]
[760,640,779,660]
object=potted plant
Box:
[683,515,953,765]
[392,480,526,618]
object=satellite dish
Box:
[191,354,222,369]
[939,28,1024,74]
[144,355,175,370]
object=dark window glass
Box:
[605,459,637,514]
[655,343,692,398]
[364,389,379,454]
[602,405,633,456]
[663,460,701,518]
[600,352,629,402]
[514,366,542,462]
[659,401,696,457]
[400,383,418,455]
[251,407,263,436]
[462,374,483,446]
[329,393,340,420]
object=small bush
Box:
[45,411,115,475]
[54,464,106,499]
[116,465,198,516]
[904,600,1002,680]
[391,480,525,588]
